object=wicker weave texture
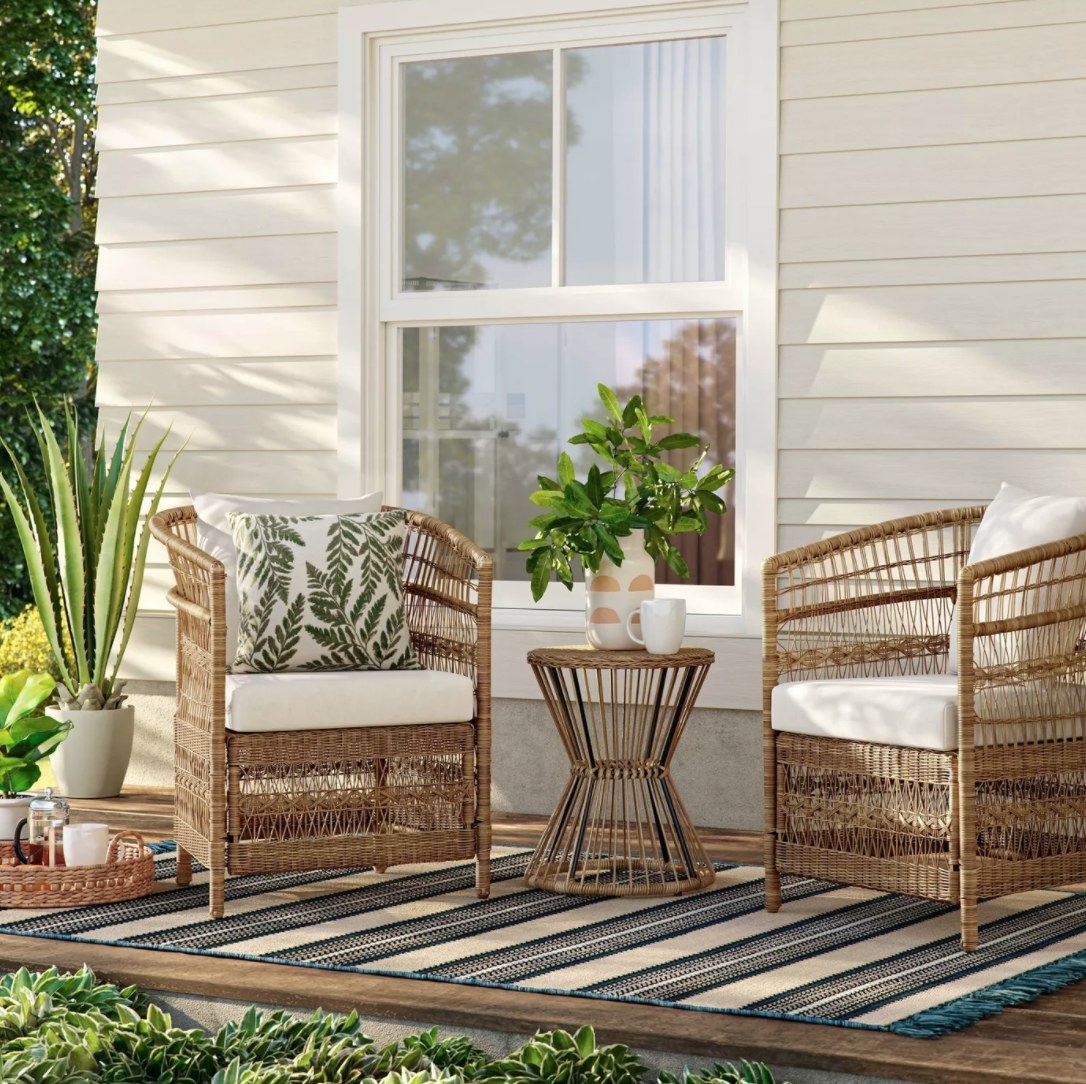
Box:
[763,506,1086,951]
[525,647,715,897]
[150,505,492,918]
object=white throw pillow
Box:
[950,483,1086,673]
[229,510,421,673]
[192,490,383,665]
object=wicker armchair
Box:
[150,505,492,917]
[763,506,1086,950]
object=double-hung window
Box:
[339,0,776,643]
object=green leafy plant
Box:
[519,385,734,601]
[0,670,68,798]
[0,404,179,709]
[0,969,784,1084]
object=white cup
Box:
[63,822,110,867]
[625,598,686,655]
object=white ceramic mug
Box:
[63,822,110,867]
[625,598,686,655]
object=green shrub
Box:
[0,969,786,1084]
[0,606,59,678]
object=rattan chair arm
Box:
[398,507,492,572]
[764,506,985,579]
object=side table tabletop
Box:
[525,645,715,896]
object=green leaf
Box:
[597,384,623,423]
[530,549,553,602]
[557,451,575,488]
[621,395,643,429]
[594,524,625,564]
[535,474,561,491]
[657,433,702,451]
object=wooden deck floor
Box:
[2,789,1085,1084]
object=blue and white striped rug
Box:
[4,845,1086,1038]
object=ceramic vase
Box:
[585,531,655,650]
[46,705,135,798]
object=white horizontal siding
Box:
[94,0,354,683]
[778,0,1086,549]
[97,357,337,404]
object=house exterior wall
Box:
[94,0,1086,824]
[777,0,1086,549]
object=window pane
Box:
[564,37,725,286]
[401,53,554,292]
[400,319,736,586]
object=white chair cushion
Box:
[949,483,1086,674]
[191,490,383,666]
[772,674,959,752]
[225,670,474,733]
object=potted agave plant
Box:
[519,384,734,649]
[0,670,69,840]
[0,404,177,797]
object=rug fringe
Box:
[892,952,1086,1037]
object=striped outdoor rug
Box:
[4,846,1086,1038]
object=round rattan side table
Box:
[525,645,715,897]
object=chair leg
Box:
[176,844,192,886]
[476,851,491,899]
[960,886,979,952]
[208,859,225,919]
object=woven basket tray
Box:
[0,830,154,908]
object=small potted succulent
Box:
[519,384,734,648]
[0,670,70,841]
[0,403,178,797]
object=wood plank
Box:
[781,22,1086,99]
[781,196,1086,262]
[164,449,337,494]
[97,88,336,151]
[781,79,1086,154]
[779,398,1086,451]
[97,0,339,36]
[97,357,337,403]
[782,0,1086,46]
[97,188,335,244]
[95,65,336,105]
[96,137,336,197]
[782,0,1045,19]
[779,253,1086,290]
[779,281,1086,345]
[780,138,1086,209]
[97,404,336,451]
[779,341,1086,398]
[97,284,337,313]
[97,16,335,83]
[96,310,336,360]
[779,498,983,527]
[96,235,335,290]
[779,450,1086,501]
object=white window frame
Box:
[338,0,777,652]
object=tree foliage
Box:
[0,0,98,617]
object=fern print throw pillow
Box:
[228,510,422,673]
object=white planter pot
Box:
[0,794,32,843]
[584,530,656,651]
[46,705,135,799]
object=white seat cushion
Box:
[225,670,474,733]
[772,674,959,752]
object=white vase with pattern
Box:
[585,531,655,650]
